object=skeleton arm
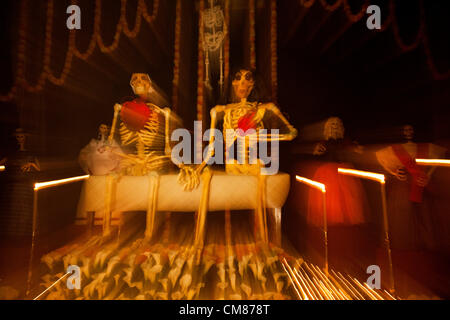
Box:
[259,103,298,141]
[164,108,171,157]
[427,166,437,178]
[196,105,226,174]
[105,103,132,161]
[163,107,194,179]
[109,103,122,144]
[21,157,40,172]
[177,105,226,191]
[162,107,184,159]
[32,157,41,171]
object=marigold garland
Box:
[296,0,449,80]
[196,0,205,122]
[270,0,278,102]
[249,0,256,69]
[1,0,160,102]
[171,0,182,111]
[224,0,230,85]
[3,0,447,103]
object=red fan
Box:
[120,99,151,132]
[237,111,257,136]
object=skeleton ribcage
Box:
[223,106,265,164]
[119,110,165,154]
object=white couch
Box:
[76,171,291,244]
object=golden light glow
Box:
[0,165,5,171]
[416,159,450,166]
[34,272,71,300]
[281,259,305,300]
[34,175,90,191]
[295,175,326,193]
[337,168,385,184]
[281,260,395,300]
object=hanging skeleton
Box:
[179,68,297,246]
[202,0,227,94]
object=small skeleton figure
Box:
[0,128,40,238]
[78,124,122,176]
[179,68,297,246]
[312,117,363,159]
[313,117,344,155]
[104,73,182,239]
[376,124,446,196]
[307,117,368,224]
[376,124,446,250]
[0,128,40,173]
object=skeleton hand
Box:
[313,142,326,156]
[177,165,201,191]
[353,142,364,154]
[416,174,429,187]
[395,167,407,181]
[97,146,107,154]
[114,103,122,113]
[21,163,32,172]
[21,162,37,172]
[98,144,117,155]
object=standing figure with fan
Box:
[376,124,446,250]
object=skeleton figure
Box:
[203,5,226,52]
[201,2,227,92]
[104,73,181,239]
[179,68,297,246]
[109,73,176,176]
[376,124,446,250]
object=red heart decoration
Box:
[121,99,151,132]
[237,111,257,136]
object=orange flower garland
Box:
[172,0,182,111]
[224,0,230,85]
[195,0,206,163]
[249,0,256,69]
[270,0,278,102]
[295,0,449,80]
[1,0,160,102]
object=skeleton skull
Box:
[324,117,344,140]
[232,70,254,101]
[14,128,27,145]
[402,124,414,141]
[15,133,26,145]
[130,73,153,97]
[98,124,109,137]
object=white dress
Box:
[79,138,122,176]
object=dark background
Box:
[0,0,449,233]
[0,0,449,298]
[1,0,449,160]
[278,0,450,145]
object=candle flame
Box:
[295,175,326,193]
[416,159,450,166]
[337,168,385,184]
[34,175,90,191]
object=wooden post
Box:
[26,190,39,297]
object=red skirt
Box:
[307,162,366,227]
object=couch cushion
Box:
[76,171,290,223]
